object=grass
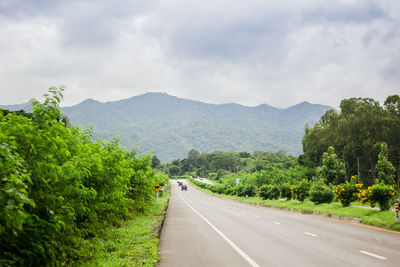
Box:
[188,180,400,232]
[78,190,169,266]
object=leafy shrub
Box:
[332,176,362,207]
[212,184,225,194]
[357,180,396,211]
[224,187,236,195]
[291,179,311,202]
[280,183,292,200]
[309,179,334,204]
[0,88,159,266]
[258,184,280,200]
[376,143,396,185]
[239,184,256,197]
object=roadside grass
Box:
[188,180,400,232]
[79,190,169,266]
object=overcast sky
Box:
[0,0,399,108]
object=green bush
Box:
[258,184,280,200]
[309,179,334,204]
[357,180,396,211]
[239,184,256,197]
[333,176,362,207]
[225,187,236,195]
[0,88,159,266]
[291,179,311,202]
[280,183,292,200]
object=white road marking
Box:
[360,250,387,260]
[255,215,261,218]
[304,232,318,237]
[274,222,281,225]
[179,194,260,267]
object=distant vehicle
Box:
[200,178,203,180]
[177,181,183,186]
[181,184,187,191]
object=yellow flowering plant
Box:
[357,180,397,211]
[291,179,311,202]
[333,176,362,207]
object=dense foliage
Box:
[158,149,302,179]
[301,96,400,186]
[0,87,168,266]
[332,177,363,207]
[358,180,396,211]
[309,179,334,205]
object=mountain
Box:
[2,93,332,162]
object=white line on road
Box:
[360,250,387,260]
[178,194,260,267]
[255,215,261,218]
[304,232,318,237]
[274,222,281,225]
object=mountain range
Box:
[2,93,332,162]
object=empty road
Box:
[158,181,400,266]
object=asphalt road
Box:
[158,181,400,267]
[194,177,214,185]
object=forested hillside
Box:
[3,93,332,162]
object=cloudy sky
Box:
[0,0,399,108]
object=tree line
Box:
[0,87,169,266]
[301,95,400,186]
[153,149,300,180]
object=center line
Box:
[274,222,281,225]
[304,232,318,237]
[360,250,386,260]
[179,194,260,267]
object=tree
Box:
[384,95,400,185]
[337,98,387,183]
[169,165,180,176]
[302,96,399,185]
[151,155,161,168]
[376,143,396,185]
[318,146,345,184]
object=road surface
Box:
[194,177,214,185]
[158,181,400,266]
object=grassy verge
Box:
[78,190,170,266]
[188,179,400,232]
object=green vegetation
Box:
[309,179,334,205]
[301,96,400,186]
[159,149,303,180]
[332,177,363,207]
[80,191,169,266]
[0,87,169,266]
[189,179,400,231]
